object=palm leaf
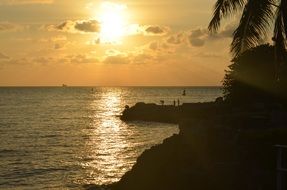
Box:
[231,0,275,57]
[273,0,287,78]
[208,0,246,33]
[274,0,286,54]
[281,0,287,36]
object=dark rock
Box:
[111,117,287,190]
[108,101,287,190]
[120,102,180,123]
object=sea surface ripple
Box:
[0,87,222,189]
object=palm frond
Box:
[273,0,287,77]
[281,0,287,36]
[274,0,287,54]
[231,0,275,57]
[208,0,246,33]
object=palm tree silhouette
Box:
[209,0,287,79]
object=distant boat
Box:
[182,89,186,96]
[62,84,68,87]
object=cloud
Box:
[105,49,126,57]
[46,20,100,34]
[103,55,130,64]
[32,56,54,65]
[149,42,159,51]
[166,33,185,45]
[0,52,102,67]
[219,22,236,38]
[189,38,205,47]
[132,53,155,64]
[74,20,101,33]
[67,54,99,64]
[0,0,53,5]
[0,22,22,32]
[54,43,65,50]
[147,41,175,54]
[103,49,130,64]
[86,38,101,45]
[0,57,29,66]
[0,52,10,59]
[191,28,208,38]
[39,35,67,43]
[46,21,169,40]
[106,24,169,37]
[210,22,237,39]
[102,48,159,65]
[52,20,74,31]
[142,25,169,36]
[188,28,208,47]
[127,26,232,64]
[188,23,236,47]
[37,35,70,50]
[31,54,99,65]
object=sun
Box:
[98,2,127,44]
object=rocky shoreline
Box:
[87,101,287,190]
[120,102,180,123]
[120,101,227,124]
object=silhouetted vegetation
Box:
[209,0,287,59]
[209,0,287,104]
[223,44,287,104]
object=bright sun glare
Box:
[98,2,127,44]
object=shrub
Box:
[223,44,287,104]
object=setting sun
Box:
[98,2,127,44]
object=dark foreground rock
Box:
[120,101,229,124]
[111,119,287,190]
[87,102,287,190]
[120,102,180,123]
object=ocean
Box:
[0,87,222,189]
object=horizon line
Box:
[0,85,223,88]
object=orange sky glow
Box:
[0,0,236,86]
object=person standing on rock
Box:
[182,89,186,96]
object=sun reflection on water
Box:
[75,88,179,187]
[81,89,131,185]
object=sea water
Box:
[0,87,222,189]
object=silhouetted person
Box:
[173,100,176,106]
[160,100,164,106]
[215,97,223,104]
[177,99,180,106]
[182,89,186,96]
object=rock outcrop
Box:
[87,102,287,190]
[120,102,180,123]
[112,116,287,190]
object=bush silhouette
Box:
[223,44,287,104]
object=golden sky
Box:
[0,0,236,86]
